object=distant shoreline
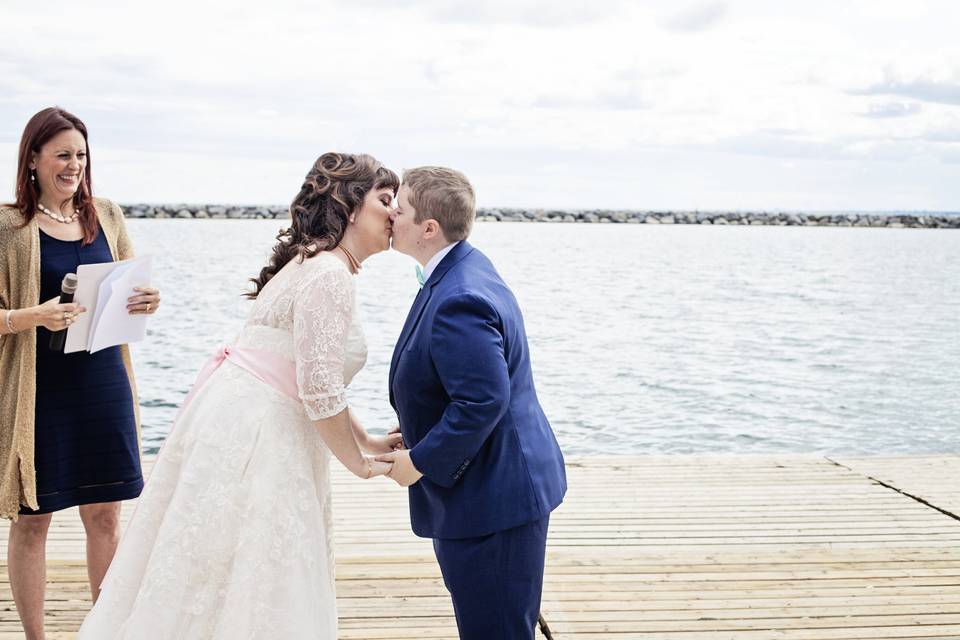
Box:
[121,204,960,229]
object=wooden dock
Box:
[2,454,959,639]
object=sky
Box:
[1,0,959,211]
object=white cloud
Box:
[350,0,629,26]
[859,78,960,106]
[862,102,923,118]
[1,0,959,210]
[661,1,728,32]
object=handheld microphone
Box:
[49,273,78,352]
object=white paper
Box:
[64,261,118,354]
[88,261,132,342]
[64,256,154,354]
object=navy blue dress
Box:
[20,226,143,515]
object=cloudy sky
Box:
[2,0,959,211]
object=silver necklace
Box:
[37,202,80,224]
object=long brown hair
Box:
[12,107,99,245]
[246,152,399,299]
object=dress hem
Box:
[19,476,144,515]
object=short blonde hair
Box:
[403,166,475,241]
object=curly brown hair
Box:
[246,152,399,299]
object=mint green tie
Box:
[415,265,425,288]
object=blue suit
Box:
[389,241,566,639]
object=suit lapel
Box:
[389,286,432,387]
[388,242,475,406]
[422,240,472,289]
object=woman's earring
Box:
[30,171,36,183]
[349,216,356,223]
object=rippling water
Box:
[126,220,960,455]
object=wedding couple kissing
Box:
[76,153,567,640]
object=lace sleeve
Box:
[292,262,355,420]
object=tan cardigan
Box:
[0,198,140,520]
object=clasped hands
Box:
[362,427,423,487]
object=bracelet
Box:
[4,310,16,334]
[364,457,372,479]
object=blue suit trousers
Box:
[432,515,550,640]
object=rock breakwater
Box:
[121,204,960,228]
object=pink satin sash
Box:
[177,344,299,419]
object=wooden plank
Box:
[832,456,960,516]
[0,454,958,639]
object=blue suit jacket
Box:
[389,241,567,539]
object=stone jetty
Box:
[120,204,960,228]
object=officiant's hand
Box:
[375,450,423,487]
[127,286,161,315]
[33,296,87,331]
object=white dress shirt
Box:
[422,241,460,283]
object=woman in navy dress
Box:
[0,107,161,640]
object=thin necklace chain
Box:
[338,244,362,273]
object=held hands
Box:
[359,427,404,479]
[375,450,424,487]
[362,425,405,455]
[388,425,404,449]
[127,286,161,315]
[362,455,394,479]
[36,296,87,331]
[374,427,422,487]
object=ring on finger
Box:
[144,302,151,312]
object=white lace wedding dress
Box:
[77,252,367,640]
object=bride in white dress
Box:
[77,152,402,639]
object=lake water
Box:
[125,220,960,456]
